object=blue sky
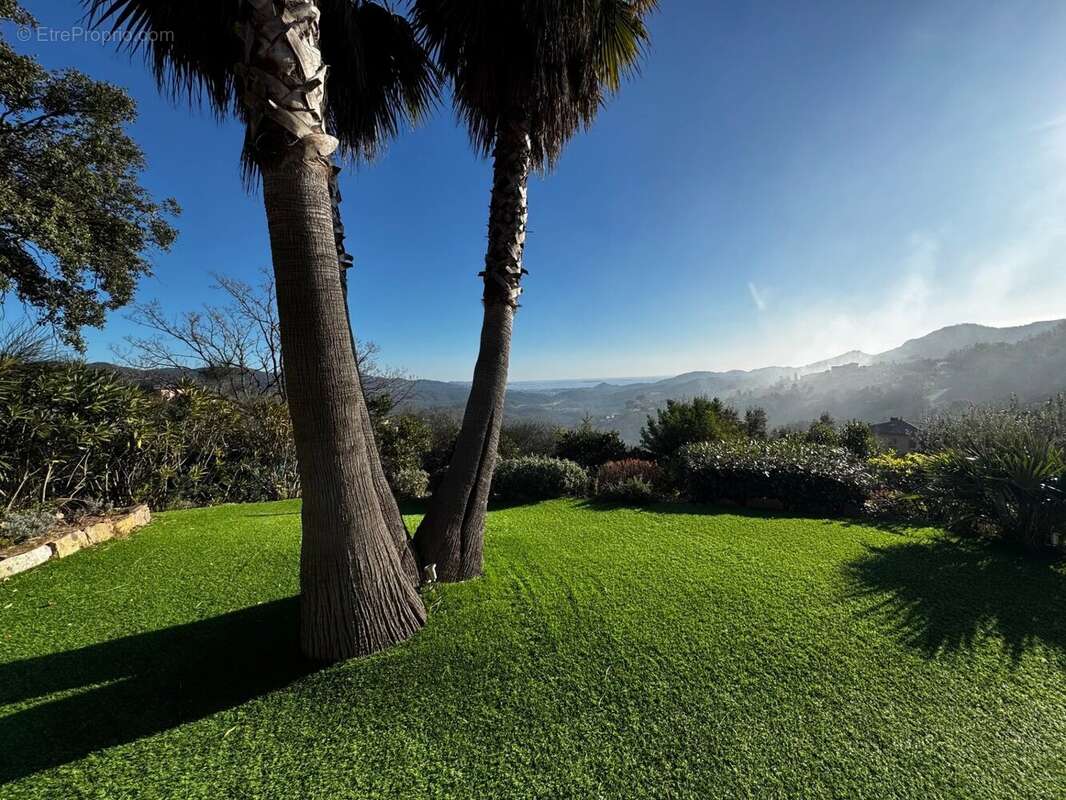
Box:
[7,1,1066,381]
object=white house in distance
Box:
[869,418,920,453]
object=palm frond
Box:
[412,0,656,170]
[321,0,440,162]
[85,0,437,174]
[83,0,242,119]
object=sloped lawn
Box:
[1,500,1064,799]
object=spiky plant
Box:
[84,0,437,661]
[411,0,656,581]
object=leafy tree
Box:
[806,413,840,447]
[413,0,658,582]
[0,4,178,348]
[640,396,743,458]
[555,420,627,470]
[744,407,769,440]
[86,0,436,661]
[840,419,876,458]
[498,419,557,459]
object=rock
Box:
[49,530,89,558]
[84,521,115,545]
[0,545,52,579]
[113,505,151,536]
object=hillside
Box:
[397,319,1066,441]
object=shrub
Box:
[806,413,840,447]
[597,477,658,504]
[919,395,1066,453]
[840,420,876,458]
[678,439,874,515]
[374,414,432,483]
[640,396,743,457]
[419,412,461,475]
[922,435,1066,551]
[555,422,627,470]
[498,420,557,459]
[868,452,940,494]
[0,509,55,547]
[595,459,663,504]
[492,456,589,503]
[389,467,430,500]
[596,458,661,491]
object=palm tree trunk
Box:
[414,118,531,582]
[244,0,423,660]
[332,186,420,586]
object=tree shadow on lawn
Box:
[845,537,1066,664]
[0,597,316,784]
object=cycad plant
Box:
[85,0,436,661]
[411,0,657,581]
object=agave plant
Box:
[926,433,1066,551]
[84,0,437,660]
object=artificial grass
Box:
[1,500,1064,799]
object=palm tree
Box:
[411,0,656,581]
[86,0,437,661]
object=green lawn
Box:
[1,500,1064,799]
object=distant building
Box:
[870,417,920,453]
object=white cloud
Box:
[747,282,767,312]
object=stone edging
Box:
[0,505,151,580]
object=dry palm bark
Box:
[414,118,531,581]
[240,0,423,659]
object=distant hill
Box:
[870,320,1062,364]
[87,318,1066,444]
[396,318,1066,442]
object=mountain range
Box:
[395,319,1066,442]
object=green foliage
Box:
[412,0,656,170]
[554,421,626,470]
[0,23,178,348]
[492,456,588,503]
[497,420,557,460]
[594,459,662,504]
[923,435,1066,551]
[840,419,876,458]
[679,439,874,515]
[374,414,432,482]
[0,508,54,547]
[806,413,840,447]
[390,467,430,501]
[640,396,743,457]
[920,395,1066,453]
[744,406,768,440]
[0,361,298,512]
[868,451,942,494]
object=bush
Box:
[498,420,557,459]
[840,420,876,458]
[492,456,589,503]
[374,414,432,484]
[679,439,874,515]
[806,413,840,447]
[922,435,1066,551]
[919,395,1066,453]
[0,509,55,547]
[389,467,430,501]
[596,458,661,491]
[595,459,663,504]
[597,477,658,504]
[555,422,627,470]
[640,397,743,457]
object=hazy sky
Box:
[8,1,1066,380]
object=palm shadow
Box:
[0,597,315,784]
[845,537,1066,663]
